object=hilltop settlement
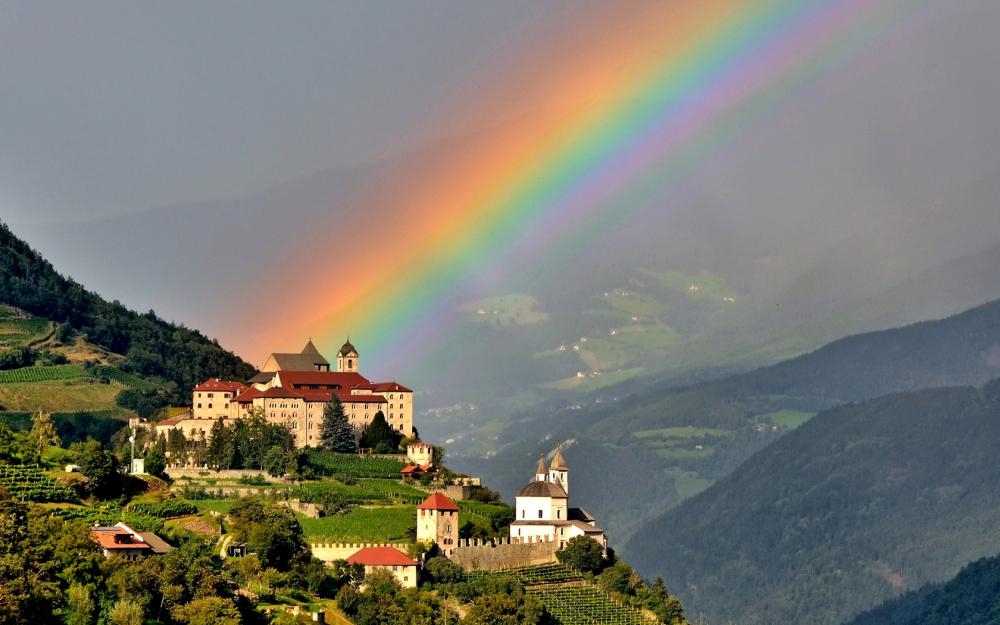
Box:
[0,332,685,625]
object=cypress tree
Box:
[319,396,356,453]
[359,411,401,453]
[206,418,229,469]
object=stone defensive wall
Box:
[449,535,559,571]
[310,542,408,563]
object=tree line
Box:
[0,221,256,403]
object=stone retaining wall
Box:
[449,536,559,571]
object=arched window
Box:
[348,359,353,369]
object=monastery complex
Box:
[152,338,609,575]
[157,339,413,447]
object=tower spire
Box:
[535,455,548,481]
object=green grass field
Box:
[645,269,739,302]
[766,409,814,429]
[0,378,122,412]
[541,367,644,391]
[188,500,236,515]
[459,293,550,327]
[664,468,713,499]
[633,426,731,440]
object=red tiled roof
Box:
[234,387,304,402]
[417,492,459,511]
[233,389,262,403]
[346,546,417,567]
[340,393,387,404]
[194,379,249,393]
[277,371,371,388]
[370,381,413,393]
[91,530,151,550]
[400,465,422,474]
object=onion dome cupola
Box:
[337,337,359,372]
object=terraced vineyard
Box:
[0,364,85,384]
[529,586,651,625]
[457,500,514,527]
[302,449,408,479]
[0,465,78,503]
[51,504,164,532]
[92,365,158,391]
[467,563,582,585]
[298,505,414,542]
[292,478,427,506]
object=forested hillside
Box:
[0,222,254,402]
[461,298,1000,540]
[624,379,1000,625]
[845,553,1000,625]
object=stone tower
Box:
[416,492,460,555]
[549,446,568,495]
[337,338,359,373]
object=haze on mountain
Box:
[456,296,1000,541]
[622,378,1000,625]
[3,3,1000,422]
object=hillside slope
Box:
[459,297,1000,541]
[0,222,254,402]
[844,553,1000,625]
[623,380,1000,625]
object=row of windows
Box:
[196,392,231,399]
[520,509,562,519]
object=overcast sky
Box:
[3,1,1000,378]
[0,1,599,224]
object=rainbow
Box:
[226,0,926,376]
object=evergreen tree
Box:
[166,428,187,467]
[359,411,401,453]
[206,419,229,469]
[319,397,356,453]
[144,446,166,477]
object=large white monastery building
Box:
[509,447,607,550]
[156,339,413,448]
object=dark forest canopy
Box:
[0,222,255,401]
[845,553,1000,625]
[624,378,1000,625]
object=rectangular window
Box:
[538,510,543,519]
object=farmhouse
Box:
[91,522,172,560]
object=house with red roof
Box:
[91,523,172,561]
[346,546,419,588]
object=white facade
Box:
[509,449,607,550]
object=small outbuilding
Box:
[346,546,419,588]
